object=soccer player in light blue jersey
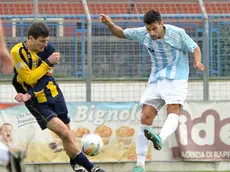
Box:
[100,10,204,172]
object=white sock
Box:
[0,143,9,165]
[136,124,151,167]
[159,113,179,143]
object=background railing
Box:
[0,0,229,102]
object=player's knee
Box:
[141,106,157,125]
[167,104,181,114]
[56,129,72,142]
[141,113,154,125]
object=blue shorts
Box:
[25,93,70,130]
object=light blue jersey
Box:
[123,24,197,83]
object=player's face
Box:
[34,36,49,51]
[146,21,164,40]
[29,36,49,51]
[0,125,12,142]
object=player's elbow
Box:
[117,34,125,39]
[193,46,201,54]
[116,31,125,39]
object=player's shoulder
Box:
[125,26,147,35]
[45,42,55,51]
[135,26,148,34]
[42,42,55,54]
[164,24,185,33]
[11,42,24,53]
[37,42,55,59]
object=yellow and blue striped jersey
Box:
[11,42,60,103]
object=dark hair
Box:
[143,10,162,25]
[0,123,13,132]
[27,22,50,39]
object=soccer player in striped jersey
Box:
[12,22,105,172]
[100,10,204,172]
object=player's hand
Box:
[100,14,113,25]
[194,60,204,72]
[47,52,60,64]
[15,93,32,103]
[0,47,13,75]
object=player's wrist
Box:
[26,92,34,99]
[194,59,201,63]
[44,59,53,67]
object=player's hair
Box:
[143,10,162,25]
[27,22,50,39]
[0,123,13,132]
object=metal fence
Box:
[0,0,229,102]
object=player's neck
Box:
[24,41,34,51]
[160,26,166,39]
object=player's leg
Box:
[62,119,86,171]
[133,83,164,172]
[25,102,85,172]
[158,104,180,143]
[51,94,106,172]
[157,80,188,147]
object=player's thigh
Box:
[140,83,165,112]
[53,94,70,125]
[161,80,188,106]
[25,101,56,130]
[46,117,70,139]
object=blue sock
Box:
[70,152,94,172]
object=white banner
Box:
[170,101,230,161]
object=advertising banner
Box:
[1,102,230,162]
[0,102,152,163]
[170,101,230,161]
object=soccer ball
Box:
[81,133,104,156]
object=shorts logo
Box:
[17,62,23,69]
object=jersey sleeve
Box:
[11,48,53,85]
[123,27,146,43]
[180,31,198,53]
[27,75,50,97]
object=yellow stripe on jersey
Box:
[34,89,47,103]
[11,42,52,85]
[47,81,58,98]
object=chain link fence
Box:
[0,0,229,102]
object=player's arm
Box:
[0,19,13,75]
[193,46,204,72]
[181,31,204,72]
[100,14,125,38]
[15,75,50,102]
[11,49,59,85]
[27,75,50,98]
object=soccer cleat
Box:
[132,165,146,172]
[144,128,162,150]
[72,164,86,172]
[6,150,25,172]
[91,166,106,172]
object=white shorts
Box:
[140,80,188,111]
